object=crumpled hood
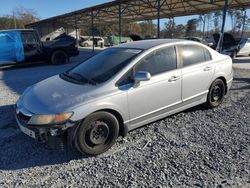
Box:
[21,75,100,114]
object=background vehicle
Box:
[237,38,250,56]
[212,33,239,58]
[107,35,133,46]
[181,37,210,46]
[79,36,105,48]
[0,29,79,66]
[16,39,233,155]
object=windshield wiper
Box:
[71,73,97,85]
[62,72,97,85]
[62,72,77,80]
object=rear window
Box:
[180,45,212,67]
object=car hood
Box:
[213,33,237,49]
[21,75,101,114]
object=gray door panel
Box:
[128,69,182,122]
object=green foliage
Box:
[186,18,199,37]
[161,19,185,38]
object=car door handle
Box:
[203,66,212,71]
[168,76,180,82]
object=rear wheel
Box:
[206,79,226,108]
[50,50,69,65]
[74,112,119,155]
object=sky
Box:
[1,0,249,31]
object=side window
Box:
[203,48,212,61]
[135,46,177,76]
[180,45,212,67]
[21,33,37,45]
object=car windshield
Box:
[65,48,142,84]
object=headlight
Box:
[28,112,73,125]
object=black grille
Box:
[17,111,31,124]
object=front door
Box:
[127,46,182,127]
[21,32,41,62]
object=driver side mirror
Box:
[134,71,151,83]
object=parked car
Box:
[16,39,233,155]
[107,35,133,46]
[40,27,66,41]
[79,36,104,48]
[0,29,79,66]
[237,38,250,56]
[182,37,210,46]
[212,33,238,58]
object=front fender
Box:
[69,93,129,123]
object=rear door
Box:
[178,44,215,102]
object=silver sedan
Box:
[16,39,233,155]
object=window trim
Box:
[21,31,39,45]
[116,45,179,87]
[133,45,179,76]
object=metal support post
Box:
[74,14,78,47]
[92,10,95,52]
[118,4,122,43]
[157,0,161,38]
[216,0,228,52]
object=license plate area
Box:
[18,124,36,139]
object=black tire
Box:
[206,79,226,108]
[50,50,69,65]
[74,112,119,155]
[83,43,88,47]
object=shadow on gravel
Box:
[0,128,84,170]
[233,57,250,64]
[0,104,16,128]
[0,104,84,171]
[231,77,250,90]
[182,104,208,113]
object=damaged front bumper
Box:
[15,106,78,148]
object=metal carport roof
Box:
[26,0,250,28]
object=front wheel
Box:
[50,50,69,65]
[206,79,226,108]
[74,112,119,155]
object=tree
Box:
[213,11,222,32]
[123,22,142,36]
[139,20,157,37]
[13,7,39,28]
[0,6,39,30]
[162,19,185,38]
[186,18,199,36]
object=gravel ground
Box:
[0,55,249,187]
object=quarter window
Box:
[135,46,177,76]
[180,45,212,67]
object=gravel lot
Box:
[0,53,249,187]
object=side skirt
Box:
[125,94,207,132]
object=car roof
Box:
[0,29,35,32]
[116,39,184,50]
